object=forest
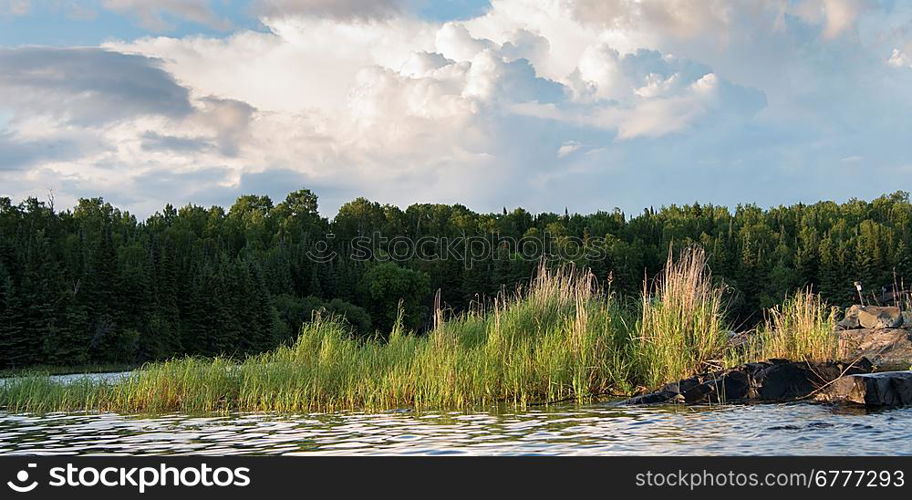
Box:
[1,189,910,370]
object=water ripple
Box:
[1,403,910,456]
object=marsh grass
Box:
[0,248,843,414]
[635,248,729,388]
[730,289,838,365]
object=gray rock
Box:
[856,306,903,329]
[825,371,912,407]
[838,328,912,369]
[837,315,860,330]
[838,305,863,330]
[616,359,872,406]
[903,311,912,328]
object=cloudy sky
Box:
[1,0,911,217]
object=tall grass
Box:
[0,249,843,414]
[635,248,729,388]
[731,289,838,365]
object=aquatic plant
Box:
[730,289,838,365]
[0,249,843,414]
[635,248,730,389]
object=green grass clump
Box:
[0,248,844,414]
[730,289,838,365]
[635,248,729,389]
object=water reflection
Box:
[0,371,132,387]
[0,403,909,456]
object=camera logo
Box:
[7,463,38,493]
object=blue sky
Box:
[1,0,911,217]
[0,1,492,46]
[0,1,255,46]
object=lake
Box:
[1,402,910,455]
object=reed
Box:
[0,250,843,414]
[634,247,729,388]
[731,289,838,365]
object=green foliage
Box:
[1,189,911,370]
[273,294,371,338]
[360,262,431,333]
[0,253,843,414]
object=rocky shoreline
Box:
[620,305,912,408]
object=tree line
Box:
[1,189,910,369]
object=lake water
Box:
[0,371,133,387]
[1,403,910,455]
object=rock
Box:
[837,305,863,330]
[754,358,872,401]
[619,390,681,405]
[856,306,903,329]
[837,316,861,330]
[903,311,912,327]
[825,371,912,407]
[839,328,912,369]
[616,359,872,406]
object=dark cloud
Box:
[254,0,405,21]
[141,131,213,153]
[0,132,92,170]
[101,0,231,31]
[0,47,193,125]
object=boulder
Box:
[837,315,861,330]
[856,306,903,329]
[837,305,862,330]
[838,328,912,369]
[824,371,912,407]
[616,359,872,406]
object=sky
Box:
[1,0,911,218]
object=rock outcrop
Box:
[838,305,904,330]
[619,304,912,407]
[617,359,872,406]
[839,328,912,369]
[824,371,912,407]
[835,304,912,369]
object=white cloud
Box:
[2,0,912,216]
[888,47,911,68]
[791,0,867,39]
[557,140,582,157]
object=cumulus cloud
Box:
[99,13,759,206]
[791,0,867,39]
[567,0,867,41]
[2,0,912,216]
[0,47,267,210]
